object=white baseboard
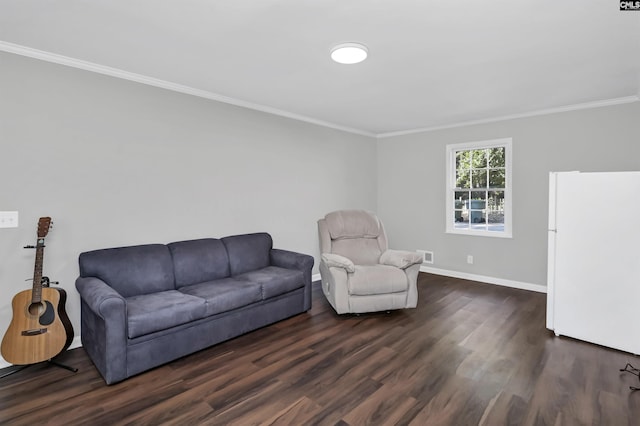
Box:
[420,265,547,293]
[0,336,83,370]
[313,269,545,294]
[313,269,545,293]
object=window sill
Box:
[446,228,513,239]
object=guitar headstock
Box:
[37,217,52,238]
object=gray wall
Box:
[0,52,377,365]
[2,48,638,368]
[377,101,640,287]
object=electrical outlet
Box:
[0,211,19,228]
[417,250,434,264]
[467,255,473,264]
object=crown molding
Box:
[377,95,640,139]
[2,41,637,140]
[0,41,376,138]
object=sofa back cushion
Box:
[78,244,175,298]
[168,238,230,288]
[222,233,272,276]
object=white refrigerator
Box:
[547,171,640,354]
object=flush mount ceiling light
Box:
[330,42,368,64]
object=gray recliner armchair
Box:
[317,209,423,314]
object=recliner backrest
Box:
[320,210,388,265]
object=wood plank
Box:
[1,273,638,424]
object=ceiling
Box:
[1,1,639,137]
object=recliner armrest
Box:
[379,250,423,269]
[321,253,355,273]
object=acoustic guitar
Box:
[1,217,74,365]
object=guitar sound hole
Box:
[28,302,45,316]
[27,301,55,326]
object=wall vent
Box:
[417,250,434,264]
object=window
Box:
[446,138,512,238]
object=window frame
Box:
[445,138,513,238]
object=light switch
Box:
[0,211,19,228]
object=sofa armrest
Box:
[75,276,128,384]
[270,248,315,311]
[271,248,314,274]
[380,250,423,269]
[321,253,355,273]
[76,277,126,320]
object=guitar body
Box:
[1,287,74,365]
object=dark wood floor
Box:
[1,273,639,425]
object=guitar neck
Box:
[31,238,45,304]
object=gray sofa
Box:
[75,232,313,385]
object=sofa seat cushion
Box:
[178,278,262,317]
[235,266,304,299]
[348,265,408,296]
[126,290,207,338]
